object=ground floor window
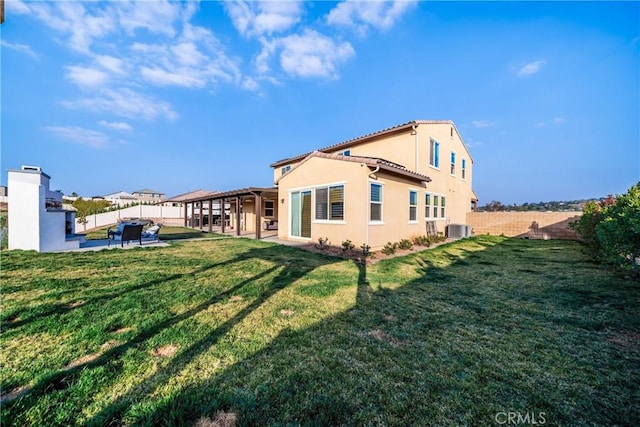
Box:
[264,200,274,217]
[409,190,418,222]
[315,185,344,221]
[370,183,383,222]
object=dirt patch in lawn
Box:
[279,309,295,317]
[151,344,179,358]
[194,411,237,427]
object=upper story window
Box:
[370,183,383,222]
[342,150,351,156]
[315,185,344,221]
[429,139,440,168]
[281,165,291,176]
[409,190,418,222]
[450,152,456,175]
[462,159,467,180]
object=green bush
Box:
[382,242,397,255]
[572,183,640,275]
[412,235,431,247]
[341,239,355,252]
[0,212,7,249]
[397,239,413,250]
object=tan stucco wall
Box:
[277,156,369,246]
[466,211,582,239]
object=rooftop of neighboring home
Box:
[165,189,221,203]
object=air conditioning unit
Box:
[447,224,471,238]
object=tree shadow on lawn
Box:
[139,238,639,426]
[1,243,344,425]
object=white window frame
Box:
[313,183,346,224]
[450,151,456,176]
[425,192,432,219]
[281,165,291,176]
[369,181,384,224]
[462,159,467,180]
[429,138,440,169]
[409,189,418,223]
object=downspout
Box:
[366,164,381,247]
[412,125,419,173]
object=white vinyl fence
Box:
[76,205,184,232]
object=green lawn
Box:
[1,236,638,426]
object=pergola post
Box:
[184,202,188,227]
[208,199,213,232]
[235,196,241,236]
[255,192,262,240]
[220,198,226,234]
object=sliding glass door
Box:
[291,190,311,238]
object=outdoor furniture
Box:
[107,223,144,247]
[263,220,278,231]
[142,223,162,241]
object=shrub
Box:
[397,239,413,250]
[595,183,640,274]
[412,235,431,247]
[572,183,640,275]
[382,242,397,255]
[360,243,371,257]
[316,237,330,250]
[341,239,355,252]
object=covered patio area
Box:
[182,187,279,240]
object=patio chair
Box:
[142,223,162,241]
[107,223,144,247]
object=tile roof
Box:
[165,189,220,202]
[270,119,459,167]
[276,151,431,185]
[132,188,164,194]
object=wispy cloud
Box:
[471,120,491,128]
[518,60,546,77]
[98,121,133,131]
[553,117,566,124]
[65,65,108,87]
[465,138,483,148]
[534,122,545,127]
[5,0,31,15]
[44,126,111,148]
[62,88,178,121]
[1,40,39,60]
[327,0,416,36]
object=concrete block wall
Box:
[466,211,582,240]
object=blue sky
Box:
[1,1,638,204]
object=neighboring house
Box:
[164,189,219,207]
[132,189,165,204]
[103,191,138,207]
[270,120,477,250]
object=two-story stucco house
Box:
[270,120,477,250]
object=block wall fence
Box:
[466,211,582,240]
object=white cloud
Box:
[140,66,204,88]
[62,88,178,121]
[116,0,181,37]
[241,77,260,91]
[5,0,31,15]
[65,65,108,87]
[45,126,110,148]
[98,121,133,131]
[278,30,355,79]
[1,40,39,60]
[471,120,491,128]
[518,60,546,77]
[535,122,545,127]
[327,0,416,35]
[553,117,566,124]
[95,55,126,75]
[225,1,303,37]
